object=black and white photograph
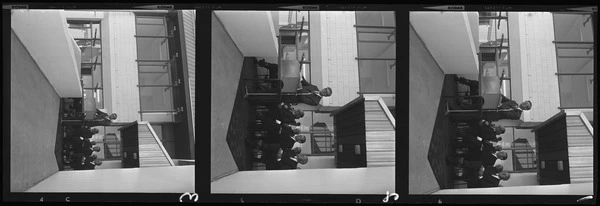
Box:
[408,11,594,195]
[9,9,196,193]
[210,10,396,194]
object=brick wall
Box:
[106,12,141,122]
[513,12,561,122]
[319,11,360,107]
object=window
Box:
[553,13,594,108]
[478,12,512,99]
[67,20,104,109]
[355,11,396,93]
[511,138,537,172]
[311,122,335,155]
[135,14,178,122]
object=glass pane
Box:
[136,23,167,36]
[281,44,297,60]
[136,38,169,60]
[68,27,91,39]
[298,35,310,62]
[358,32,395,42]
[139,61,170,72]
[142,113,175,122]
[95,89,104,109]
[557,56,594,73]
[557,47,594,57]
[296,11,310,30]
[301,63,311,83]
[356,11,395,26]
[92,64,103,88]
[553,14,594,42]
[139,72,171,85]
[358,60,396,93]
[140,87,174,111]
[150,124,163,140]
[82,75,92,88]
[358,42,395,59]
[91,23,101,38]
[558,75,594,107]
[80,40,102,63]
[137,16,165,25]
[479,19,508,47]
[356,26,395,33]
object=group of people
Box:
[453,119,510,188]
[248,102,308,170]
[448,76,535,188]
[63,108,118,170]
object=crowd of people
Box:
[63,107,119,170]
[448,76,534,188]
[246,58,335,170]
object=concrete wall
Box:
[511,12,561,122]
[106,12,141,122]
[211,167,394,194]
[182,10,196,141]
[320,11,361,107]
[210,12,242,181]
[10,31,61,192]
[408,24,444,194]
[213,11,278,57]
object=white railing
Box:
[141,121,175,166]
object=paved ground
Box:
[427,74,459,190]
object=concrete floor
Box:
[26,166,194,193]
[408,24,446,194]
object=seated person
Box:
[82,109,117,127]
[281,76,332,106]
[75,154,99,170]
[462,150,508,172]
[95,109,118,121]
[73,126,99,140]
[457,94,532,121]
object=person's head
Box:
[108,113,118,120]
[292,147,302,154]
[92,146,101,152]
[496,151,508,160]
[94,159,103,166]
[494,145,502,151]
[496,137,503,142]
[319,87,332,97]
[294,135,306,144]
[519,101,532,110]
[494,125,506,135]
[498,171,511,181]
[293,109,305,119]
[91,128,99,134]
[291,125,301,134]
[495,164,504,173]
[90,141,97,146]
[88,154,98,161]
[297,154,308,165]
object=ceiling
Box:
[214,11,279,58]
[410,12,480,75]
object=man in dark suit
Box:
[285,76,332,106]
[456,92,532,121]
[259,103,304,126]
[278,151,308,170]
[479,171,511,188]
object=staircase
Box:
[364,96,396,167]
[138,122,174,167]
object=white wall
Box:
[511,12,561,122]
[211,167,394,194]
[319,11,361,107]
[106,12,141,122]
